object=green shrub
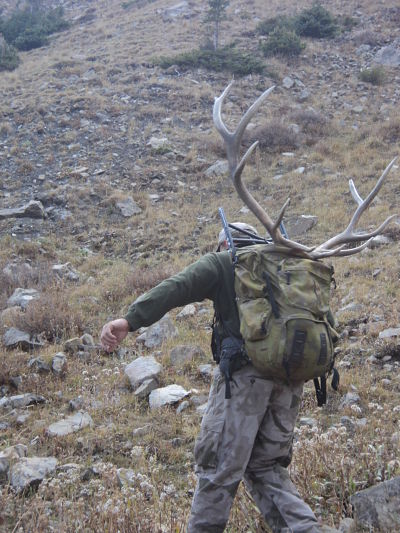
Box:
[0,37,20,71]
[157,45,265,77]
[14,27,48,50]
[256,15,295,36]
[294,3,338,38]
[260,28,305,57]
[0,6,69,51]
[359,66,386,85]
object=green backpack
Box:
[234,244,339,403]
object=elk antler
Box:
[312,158,398,258]
[214,82,398,260]
[213,81,313,255]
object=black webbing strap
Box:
[263,272,280,318]
[314,376,327,407]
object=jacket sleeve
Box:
[124,253,223,331]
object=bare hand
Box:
[100,318,130,352]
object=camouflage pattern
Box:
[188,364,321,532]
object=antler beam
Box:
[214,82,398,260]
[214,82,313,254]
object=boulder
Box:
[0,393,46,410]
[205,160,228,178]
[47,412,93,437]
[170,345,205,366]
[116,197,142,217]
[134,378,159,399]
[351,476,400,531]
[374,39,400,67]
[7,288,40,309]
[52,352,67,375]
[285,215,317,237]
[176,304,196,319]
[9,457,58,492]
[0,200,45,220]
[52,263,80,282]
[136,315,178,348]
[124,356,162,390]
[379,327,400,339]
[149,384,189,409]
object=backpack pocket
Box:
[237,297,272,341]
[244,316,334,381]
[278,259,332,316]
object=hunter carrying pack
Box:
[233,243,339,405]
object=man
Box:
[101,223,331,533]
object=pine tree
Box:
[203,0,230,51]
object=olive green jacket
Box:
[125,251,240,336]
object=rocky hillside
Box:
[1,0,400,531]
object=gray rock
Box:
[0,200,45,220]
[0,444,28,481]
[285,215,317,237]
[149,384,189,409]
[368,235,392,248]
[282,76,294,89]
[116,197,142,217]
[176,304,196,319]
[198,364,213,379]
[374,39,400,67]
[134,378,159,399]
[340,392,360,408]
[0,393,46,410]
[3,262,33,283]
[170,345,205,366]
[162,1,191,21]
[52,263,80,282]
[3,328,37,351]
[299,417,317,428]
[205,160,228,178]
[379,327,400,339]
[52,352,67,375]
[64,337,82,354]
[9,456,58,492]
[7,288,40,309]
[136,315,178,348]
[81,334,95,346]
[28,357,51,373]
[68,396,84,412]
[47,412,93,437]
[147,136,169,150]
[340,416,356,433]
[351,476,400,531]
[338,517,356,532]
[176,400,190,414]
[298,89,310,101]
[124,356,162,389]
[132,424,151,437]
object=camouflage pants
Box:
[187,364,320,533]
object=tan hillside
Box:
[0,0,400,531]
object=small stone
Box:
[47,412,93,437]
[52,352,67,376]
[9,457,58,492]
[7,288,40,309]
[149,384,189,409]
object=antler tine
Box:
[349,179,363,206]
[312,158,398,258]
[214,82,314,254]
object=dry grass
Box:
[1,0,400,531]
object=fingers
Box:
[101,323,117,352]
